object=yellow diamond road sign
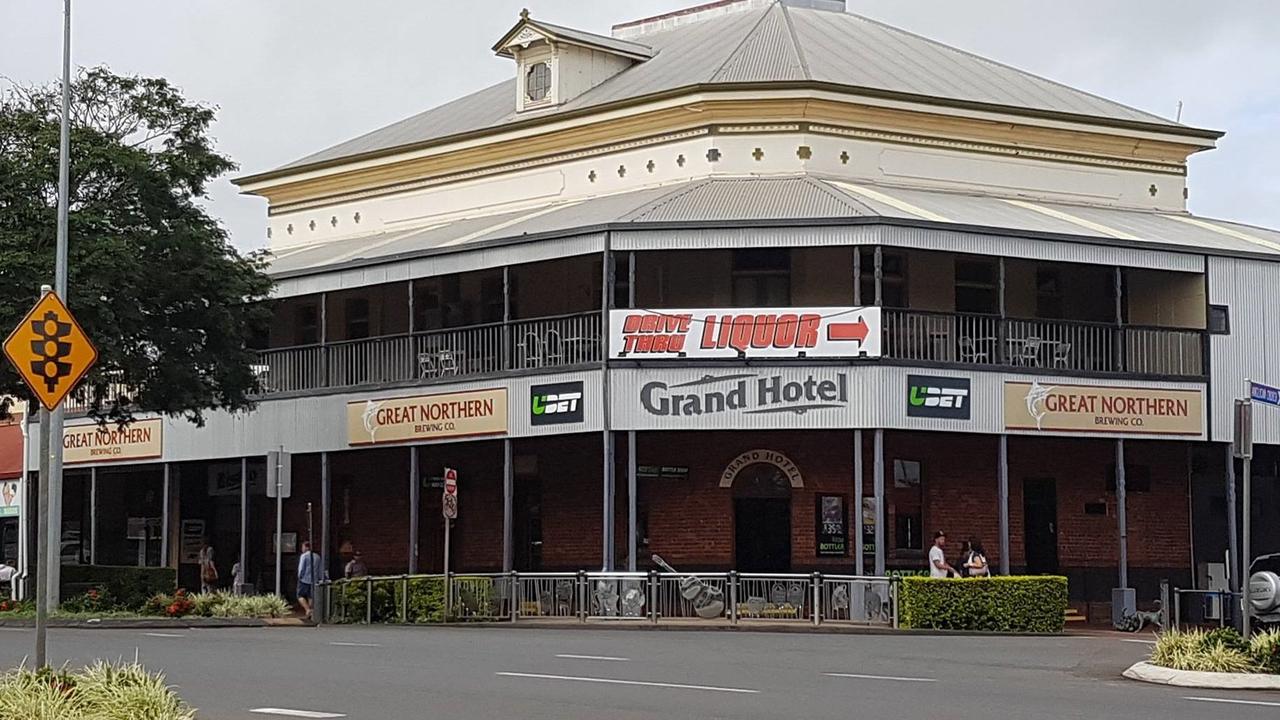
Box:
[3,291,98,411]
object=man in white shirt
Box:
[928,531,958,579]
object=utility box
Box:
[1112,587,1136,628]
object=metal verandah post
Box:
[88,467,97,565]
[998,435,1010,576]
[873,429,886,576]
[627,431,637,572]
[320,452,331,622]
[503,439,513,573]
[161,463,170,569]
[238,458,247,592]
[601,241,615,571]
[1117,439,1128,590]
[853,429,864,577]
[1224,444,1239,599]
[409,446,419,574]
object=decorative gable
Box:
[494,9,653,114]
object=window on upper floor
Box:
[731,248,791,306]
[955,259,999,315]
[1036,268,1064,319]
[1209,305,1230,334]
[344,297,370,340]
[526,62,551,102]
[294,303,319,346]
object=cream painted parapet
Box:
[262,125,1192,254]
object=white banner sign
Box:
[610,307,881,359]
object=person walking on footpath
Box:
[344,550,368,579]
[198,539,218,593]
[929,530,959,578]
[297,541,322,614]
[964,540,991,578]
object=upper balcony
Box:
[248,247,1208,397]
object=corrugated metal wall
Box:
[610,364,1205,440]
[29,370,604,466]
[273,234,605,298]
[613,226,1201,272]
[1208,255,1280,443]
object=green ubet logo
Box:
[530,381,584,425]
[906,375,971,419]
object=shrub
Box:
[60,566,176,612]
[332,576,494,624]
[1151,628,1269,674]
[60,586,116,614]
[1249,629,1280,674]
[0,598,32,614]
[898,576,1068,633]
[1202,627,1249,655]
[0,661,194,720]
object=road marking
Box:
[1184,696,1280,708]
[250,709,347,718]
[328,641,381,647]
[496,672,758,694]
[555,654,630,662]
[825,672,936,683]
[1119,639,1156,645]
[142,632,186,638]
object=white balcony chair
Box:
[437,349,461,376]
[518,332,544,368]
[543,329,565,366]
[1013,337,1043,366]
[1051,341,1073,369]
[957,336,989,363]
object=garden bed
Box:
[0,661,196,719]
[1125,628,1280,689]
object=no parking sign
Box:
[442,467,458,519]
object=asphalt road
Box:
[2,625,1279,719]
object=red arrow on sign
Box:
[827,317,869,344]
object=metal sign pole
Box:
[46,0,73,618]
[1242,453,1252,638]
[34,406,50,667]
[443,519,451,621]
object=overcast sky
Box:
[2,1,1278,251]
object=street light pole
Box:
[34,0,74,666]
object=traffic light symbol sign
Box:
[30,310,73,392]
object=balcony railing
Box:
[254,311,602,394]
[883,309,1204,377]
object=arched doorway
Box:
[728,454,797,572]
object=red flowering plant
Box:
[165,588,194,618]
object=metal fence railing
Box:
[253,311,601,395]
[320,571,898,627]
[882,309,1205,378]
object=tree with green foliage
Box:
[0,67,272,424]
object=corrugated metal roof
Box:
[268,2,1200,175]
[266,176,1280,280]
[523,20,655,59]
[624,176,873,221]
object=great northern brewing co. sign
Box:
[348,388,507,445]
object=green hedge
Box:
[60,566,177,611]
[330,576,494,624]
[899,576,1068,633]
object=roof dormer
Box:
[494,8,653,113]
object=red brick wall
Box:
[633,430,857,571]
[264,430,1191,588]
